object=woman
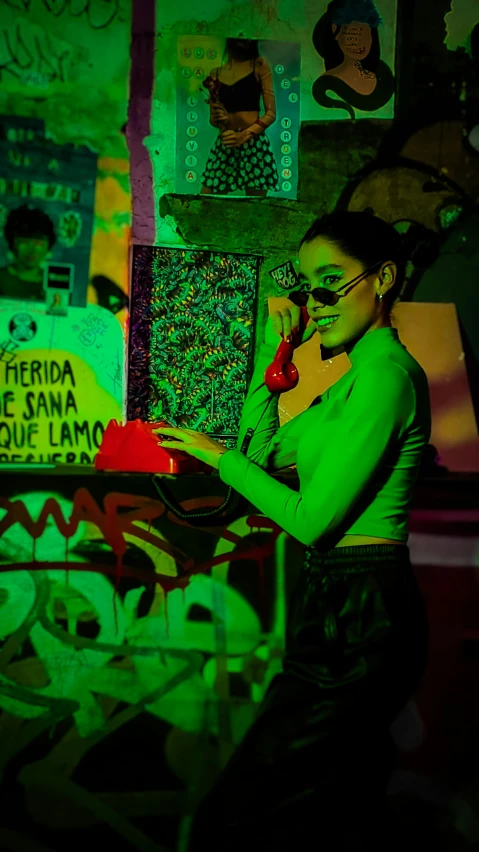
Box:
[156,211,431,850]
[201,38,279,197]
[312,0,394,119]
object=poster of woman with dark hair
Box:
[312,0,395,119]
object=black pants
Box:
[188,545,429,851]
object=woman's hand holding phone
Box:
[266,304,317,348]
[263,304,317,393]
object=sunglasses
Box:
[288,260,385,308]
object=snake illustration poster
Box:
[128,246,259,439]
[309,0,397,120]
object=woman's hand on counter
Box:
[152,426,229,470]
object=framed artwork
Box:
[176,36,300,199]
[128,245,260,439]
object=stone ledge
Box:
[159,194,315,254]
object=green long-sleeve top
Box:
[218,327,431,546]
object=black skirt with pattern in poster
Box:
[202,133,280,194]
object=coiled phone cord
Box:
[151,428,254,525]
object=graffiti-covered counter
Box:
[1,466,479,851]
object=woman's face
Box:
[228,39,254,60]
[297,236,391,349]
[334,21,373,61]
[13,235,50,271]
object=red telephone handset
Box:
[264,306,310,393]
[95,419,211,474]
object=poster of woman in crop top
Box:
[176,36,300,199]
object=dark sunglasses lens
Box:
[289,289,308,306]
[312,288,338,306]
[289,288,339,307]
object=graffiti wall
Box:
[0,473,291,850]
[0,0,132,325]
[1,473,479,850]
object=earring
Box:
[377,292,383,302]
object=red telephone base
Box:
[95,419,211,474]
